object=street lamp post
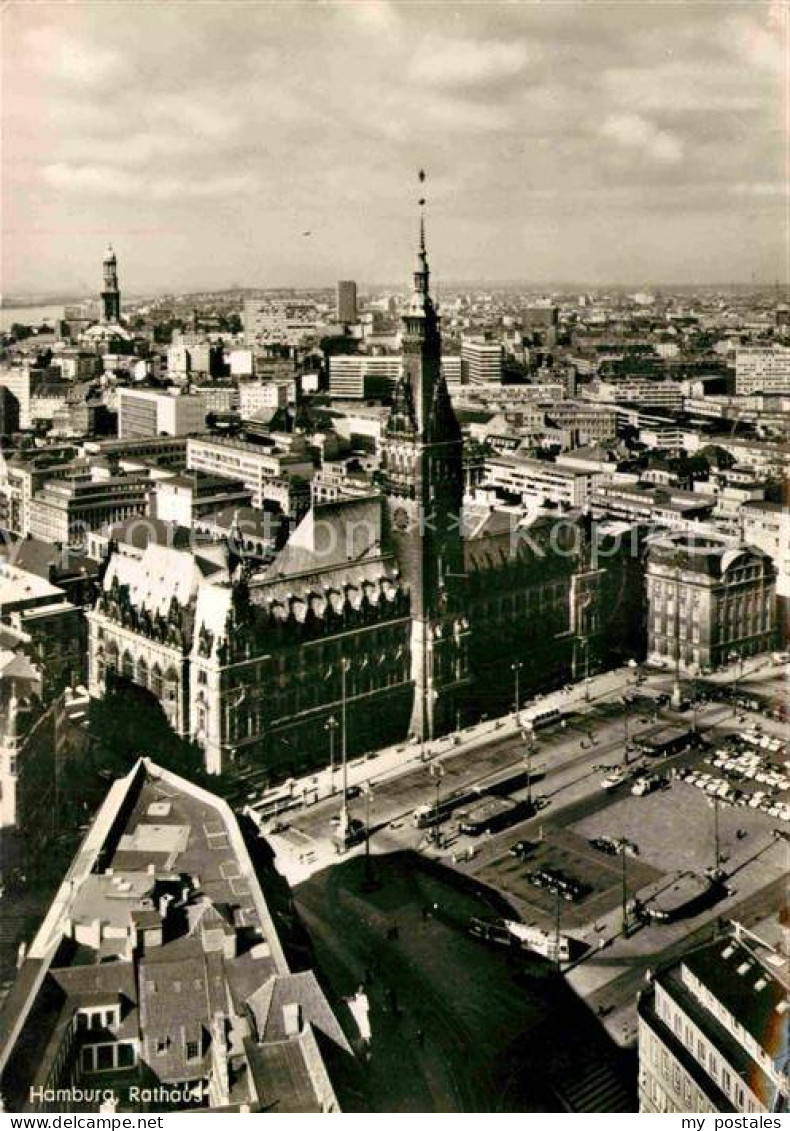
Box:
[582,639,591,701]
[364,784,374,885]
[616,839,629,936]
[324,715,338,795]
[338,658,351,842]
[623,709,631,768]
[511,661,523,725]
[430,762,445,846]
[521,728,535,810]
[729,649,742,716]
[713,794,721,873]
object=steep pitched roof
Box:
[247,971,351,1053]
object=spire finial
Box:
[418,168,427,252]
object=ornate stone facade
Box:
[87,220,628,777]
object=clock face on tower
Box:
[393,506,410,533]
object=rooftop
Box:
[0,760,349,1113]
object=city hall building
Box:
[88,219,634,776]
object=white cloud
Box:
[602,64,764,113]
[342,0,400,35]
[600,113,683,164]
[729,182,786,198]
[41,163,259,200]
[724,11,786,76]
[25,27,121,86]
[410,36,532,89]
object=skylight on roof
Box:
[754,978,768,992]
[776,1001,789,1015]
[737,962,751,976]
[722,945,735,959]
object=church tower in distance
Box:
[101,244,121,324]
[379,182,470,741]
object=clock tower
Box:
[380,183,469,740]
[101,244,121,324]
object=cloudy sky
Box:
[2,1,787,294]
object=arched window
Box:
[163,667,179,703]
[136,656,149,688]
[121,651,134,679]
[151,664,163,699]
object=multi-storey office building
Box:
[483,453,599,509]
[461,337,504,385]
[637,926,789,1113]
[238,380,292,419]
[117,388,207,440]
[336,280,358,324]
[186,435,314,510]
[645,532,776,673]
[243,298,319,346]
[29,474,151,547]
[735,345,790,395]
[584,378,685,409]
[328,355,403,399]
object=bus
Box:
[459,797,528,837]
[413,787,481,828]
[521,706,563,731]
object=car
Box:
[590,836,619,855]
[509,840,537,858]
[601,770,626,790]
[632,775,660,796]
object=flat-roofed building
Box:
[243,298,319,346]
[735,345,790,395]
[637,925,790,1112]
[29,473,151,547]
[118,388,207,440]
[461,337,504,385]
[545,402,618,444]
[186,435,314,509]
[192,383,239,415]
[239,379,292,419]
[329,355,402,399]
[585,378,685,409]
[483,453,599,509]
[0,366,32,429]
[336,279,357,324]
[153,471,252,527]
[82,435,188,471]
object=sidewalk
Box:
[254,664,634,818]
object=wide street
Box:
[261,655,788,1059]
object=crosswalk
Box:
[556,1059,635,1112]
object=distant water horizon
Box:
[0,304,64,332]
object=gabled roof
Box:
[247,972,351,1053]
[261,497,383,582]
[103,543,214,615]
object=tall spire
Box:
[414,168,429,297]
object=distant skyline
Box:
[2,1,787,294]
